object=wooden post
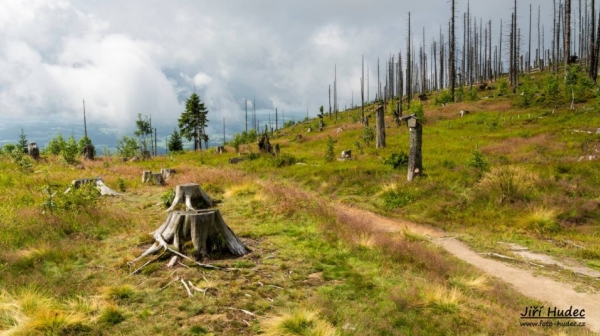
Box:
[407,116,422,182]
[375,105,386,148]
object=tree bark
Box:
[407,121,423,182]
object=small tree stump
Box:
[161,168,175,180]
[216,146,224,154]
[27,142,40,160]
[82,144,95,160]
[142,170,152,183]
[66,177,122,196]
[341,150,352,159]
[166,183,214,212]
[151,172,164,185]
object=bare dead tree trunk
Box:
[375,105,386,148]
[565,0,572,72]
[361,55,365,123]
[529,4,533,72]
[407,12,412,108]
[450,0,456,100]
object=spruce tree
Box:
[18,128,28,153]
[178,93,209,150]
[168,128,184,152]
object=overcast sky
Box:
[0,0,561,145]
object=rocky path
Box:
[338,204,600,334]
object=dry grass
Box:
[478,165,540,203]
[520,207,562,234]
[421,285,463,313]
[261,309,339,336]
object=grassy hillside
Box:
[1,68,599,335]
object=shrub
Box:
[384,151,409,169]
[408,101,426,123]
[478,166,540,204]
[272,153,297,167]
[3,143,16,154]
[497,78,509,96]
[362,126,375,147]
[324,136,335,162]
[434,90,453,105]
[382,189,416,210]
[116,136,140,159]
[45,134,66,155]
[161,189,175,207]
[466,151,488,172]
[61,135,79,164]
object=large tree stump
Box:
[65,177,122,196]
[132,209,249,264]
[166,183,214,212]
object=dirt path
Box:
[337,204,600,334]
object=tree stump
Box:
[341,150,352,159]
[166,183,214,212]
[142,170,152,183]
[131,209,249,267]
[161,168,175,180]
[27,142,40,160]
[151,172,164,185]
[82,144,95,160]
[216,146,224,154]
[65,177,122,196]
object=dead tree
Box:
[565,0,573,71]
[590,0,597,79]
[407,12,413,108]
[450,0,456,100]
[375,105,386,148]
[361,55,365,123]
[166,183,214,212]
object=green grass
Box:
[1,70,599,335]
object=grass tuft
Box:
[261,309,338,336]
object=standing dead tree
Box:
[375,105,386,148]
[450,0,456,100]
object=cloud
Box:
[0,0,555,139]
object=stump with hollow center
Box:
[166,183,214,212]
[132,209,249,264]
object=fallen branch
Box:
[180,278,193,297]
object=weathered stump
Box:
[65,177,122,196]
[166,183,214,212]
[216,146,224,154]
[131,209,249,266]
[142,170,152,183]
[341,150,352,159]
[151,172,164,185]
[161,168,175,180]
[82,144,95,160]
[27,142,40,160]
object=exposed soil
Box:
[337,203,600,334]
